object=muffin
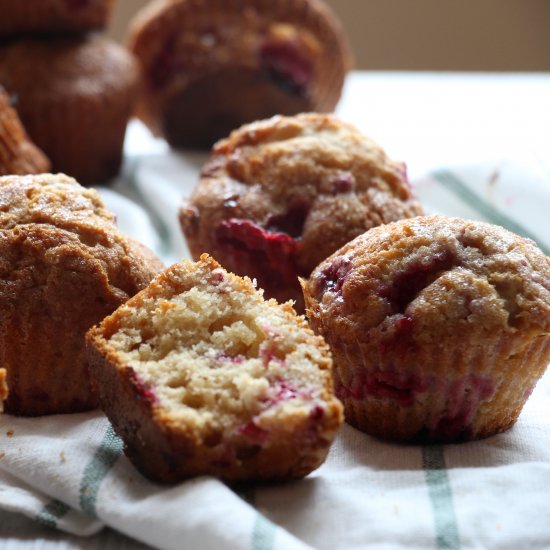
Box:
[0,85,51,176]
[0,369,7,413]
[128,0,352,148]
[303,215,550,443]
[0,173,164,416]
[0,36,140,184]
[0,0,116,37]
[180,113,423,311]
[86,254,343,483]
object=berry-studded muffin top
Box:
[305,215,550,344]
[180,113,423,309]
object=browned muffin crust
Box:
[128,0,352,148]
[0,174,163,416]
[0,85,51,176]
[180,113,423,311]
[87,254,343,483]
[0,0,116,37]
[0,36,140,184]
[304,215,550,442]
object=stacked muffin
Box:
[0,1,139,184]
[128,0,352,149]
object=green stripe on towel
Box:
[251,513,277,550]
[79,425,123,517]
[35,499,70,529]
[423,446,460,550]
[432,170,550,257]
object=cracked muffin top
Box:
[305,215,550,345]
[0,173,160,296]
[180,113,423,310]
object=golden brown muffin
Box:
[0,173,164,416]
[128,0,352,149]
[0,0,116,37]
[0,85,51,176]
[86,254,343,483]
[180,113,423,311]
[0,369,7,413]
[303,215,550,443]
[0,36,140,185]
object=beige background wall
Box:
[108,0,550,71]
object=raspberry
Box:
[432,375,495,441]
[149,34,184,90]
[317,257,352,296]
[237,420,269,443]
[266,203,309,238]
[63,0,90,9]
[337,369,430,407]
[126,367,157,405]
[380,250,455,312]
[259,39,312,96]
[331,173,354,195]
[215,218,299,294]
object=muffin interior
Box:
[101,258,333,443]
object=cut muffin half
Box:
[86,254,342,483]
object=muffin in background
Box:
[0,0,116,37]
[303,215,550,443]
[128,0,352,149]
[0,85,51,176]
[180,113,423,311]
[0,36,140,185]
[0,173,164,416]
[86,254,343,483]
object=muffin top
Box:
[0,173,162,300]
[0,36,140,102]
[181,113,423,275]
[305,215,550,346]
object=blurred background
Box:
[108,0,550,71]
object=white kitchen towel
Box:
[1,144,549,549]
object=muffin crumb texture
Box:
[304,215,550,443]
[87,254,343,482]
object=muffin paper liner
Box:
[327,328,550,443]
